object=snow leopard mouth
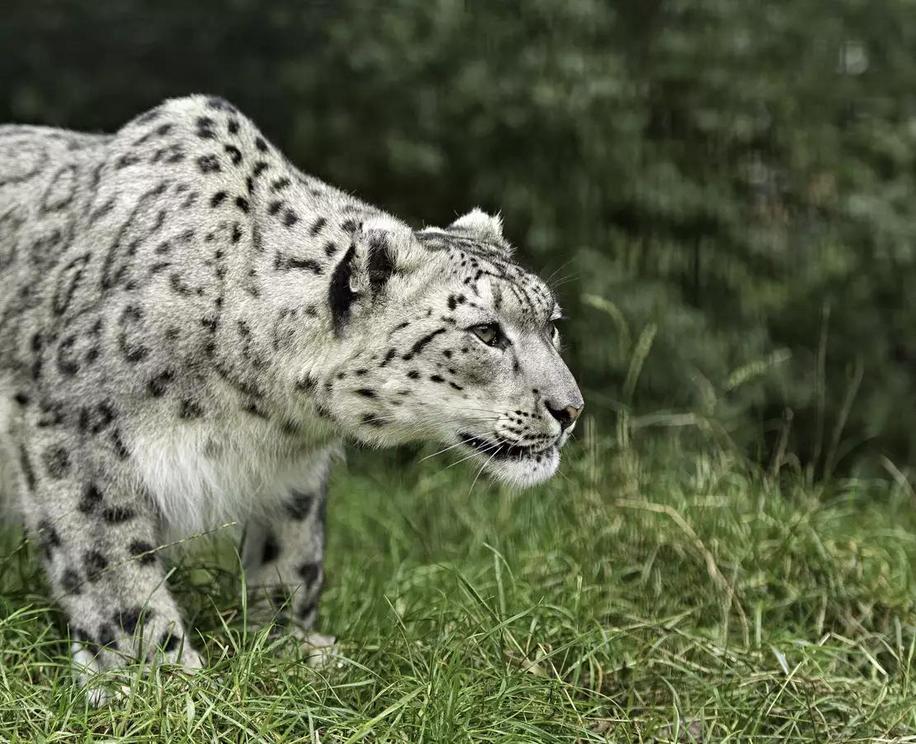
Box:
[458,433,556,462]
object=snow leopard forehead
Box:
[416,227,558,329]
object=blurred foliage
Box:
[2,0,915,474]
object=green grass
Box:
[2,422,916,742]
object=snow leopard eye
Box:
[469,322,508,350]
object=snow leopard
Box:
[0,95,583,697]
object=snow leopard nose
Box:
[546,400,583,431]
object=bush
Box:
[3,0,915,473]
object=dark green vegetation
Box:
[3,438,916,741]
[4,0,916,472]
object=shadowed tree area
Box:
[3,0,916,474]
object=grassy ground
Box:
[1,422,916,742]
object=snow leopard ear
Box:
[330,215,424,333]
[348,215,425,296]
[448,208,504,244]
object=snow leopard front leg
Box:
[242,451,333,659]
[16,409,202,699]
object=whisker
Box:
[446,439,502,470]
[419,440,467,463]
[467,446,502,496]
[545,258,577,285]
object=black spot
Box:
[361,413,385,427]
[324,241,337,257]
[56,336,80,376]
[296,599,317,621]
[430,375,445,383]
[297,561,320,587]
[328,244,357,333]
[79,483,103,514]
[268,199,284,215]
[295,375,317,393]
[276,254,322,273]
[97,623,116,648]
[89,196,116,225]
[102,506,136,524]
[261,532,280,563]
[148,370,174,398]
[207,96,237,113]
[61,569,82,595]
[280,418,302,436]
[118,305,149,363]
[355,388,377,398]
[255,136,268,152]
[84,550,109,582]
[210,191,228,207]
[169,273,193,296]
[116,606,144,635]
[231,222,243,243]
[283,209,299,227]
[378,348,398,368]
[179,399,203,419]
[197,154,221,174]
[111,429,131,460]
[227,118,240,134]
[36,400,65,428]
[79,401,116,435]
[129,540,156,566]
[310,217,327,236]
[36,519,61,561]
[235,196,250,213]
[270,177,291,192]
[242,400,268,419]
[42,446,70,479]
[52,254,90,316]
[403,328,447,361]
[17,445,36,491]
[406,370,420,379]
[340,219,358,233]
[196,116,216,139]
[223,144,243,165]
[115,153,142,169]
[159,631,180,653]
[286,489,314,520]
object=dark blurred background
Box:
[4,0,915,477]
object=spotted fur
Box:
[0,96,582,696]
